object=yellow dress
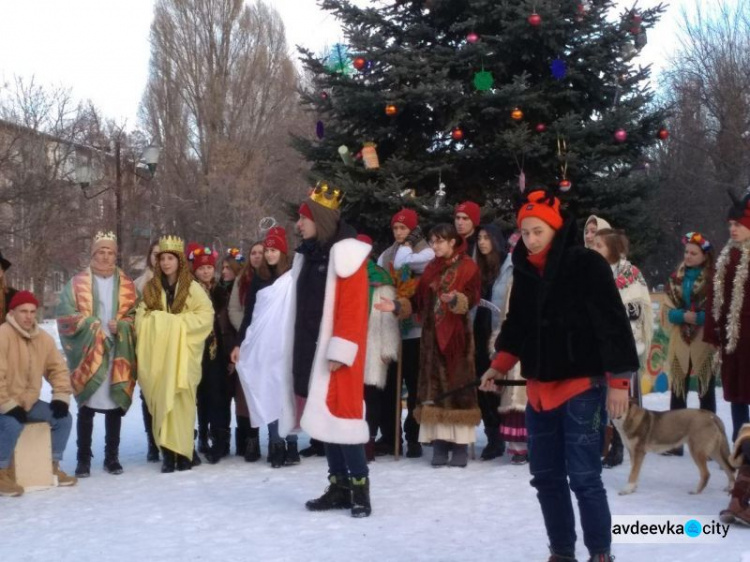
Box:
[135,280,214,458]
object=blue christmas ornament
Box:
[551,58,567,80]
[316,121,325,139]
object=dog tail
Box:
[712,415,736,470]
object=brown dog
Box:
[612,403,736,495]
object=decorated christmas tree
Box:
[294,0,667,259]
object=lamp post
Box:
[76,140,161,267]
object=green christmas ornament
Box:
[473,69,494,91]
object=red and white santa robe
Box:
[297,238,371,445]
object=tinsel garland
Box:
[712,240,750,354]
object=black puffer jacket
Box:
[292,221,356,397]
[496,218,639,382]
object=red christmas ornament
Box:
[559,179,572,192]
[353,57,367,71]
[385,104,398,116]
[451,127,464,141]
[320,91,329,100]
[466,32,479,44]
[614,129,628,143]
[535,123,547,133]
[354,151,363,161]
[528,12,542,27]
[657,127,669,140]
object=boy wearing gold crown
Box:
[135,236,214,472]
[282,182,372,517]
[56,232,138,477]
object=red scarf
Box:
[527,244,552,274]
[416,239,480,374]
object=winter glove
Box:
[49,400,69,419]
[404,225,425,248]
[5,406,28,424]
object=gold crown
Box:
[158,235,185,255]
[94,231,117,243]
[309,180,344,211]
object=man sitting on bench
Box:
[0,291,76,496]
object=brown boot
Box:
[0,467,24,497]
[720,465,750,526]
[53,462,78,487]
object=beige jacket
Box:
[0,315,72,413]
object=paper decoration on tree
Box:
[557,137,571,192]
[362,143,380,169]
[518,170,526,193]
[324,43,353,75]
[473,69,494,91]
[434,172,446,209]
[316,121,325,139]
[551,58,567,80]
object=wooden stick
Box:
[394,340,403,460]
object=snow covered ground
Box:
[1,322,746,562]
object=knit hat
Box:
[517,190,563,230]
[299,202,314,222]
[191,246,218,271]
[264,226,288,255]
[185,242,202,260]
[356,234,373,245]
[9,291,39,310]
[391,209,418,231]
[91,231,117,257]
[455,201,481,227]
[728,190,750,230]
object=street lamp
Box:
[75,141,161,267]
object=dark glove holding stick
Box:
[404,225,425,248]
[49,400,69,419]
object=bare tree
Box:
[140,0,310,249]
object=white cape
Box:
[236,271,297,435]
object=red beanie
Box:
[356,234,373,245]
[299,202,314,221]
[191,246,218,271]
[264,226,288,255]
[517,190,563,231]
[455,201,481,227]
[391,209,418,231]
[9,290,39,311]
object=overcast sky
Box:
[0,0,699,127]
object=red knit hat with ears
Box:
[9,290,39,311]
[455,201,481,227]
[356,234,373,245]
[391,208,418,231]
[264,226,288,255]
[517,190,563,231]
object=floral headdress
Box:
[681,232,711,253]
[225,247,246,264]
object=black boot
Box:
[305,475,352,511]
[480,429,505,461]
[270,441,286,468]
[103,410,124,475]
[75,406,94,478]
[205,429,230,464]
[587,554,613,562]
[198,429,210,455]
[244,437,261,462]
[161,449,176,473]
[300,438,326,458]
[350,477,372,518]
[602,427,624,468]
[431,440,450,467]
[285,441,301,465]
[235,416,251,457]
[406,442,423,458]
[191,430,202,466]
[176,454,193,471]
[142,396,159,462]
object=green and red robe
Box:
[56,268,138,411]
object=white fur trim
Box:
[300,250,369,444]
[327,337,359,367]
[365,285,399,388]
[331,239,371,279]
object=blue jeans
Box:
[324,443,368,479]
[526,386,610,558]
[0,400,73,469]
[267,420,298,445]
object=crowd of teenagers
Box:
[1,184,750,562]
